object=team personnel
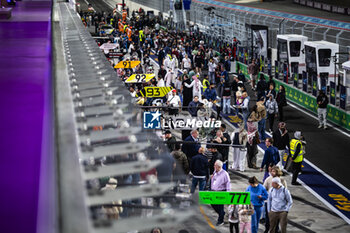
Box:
[316,90,328,129]
[272,122,290,170]
[289,131,305,185]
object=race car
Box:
[99,24,115,35]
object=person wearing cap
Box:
[289,131,305,185]
[164,130,176,152]
[167,89,181,115]
[267,177,293,233]
[263,166,288,232]
[273,122,290,171]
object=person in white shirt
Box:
[163,54,177,86]
[167,89,181,115]
[157,76,165,87]
[182,54,192,72]
[208,58,217,84]
[185,74,203,101]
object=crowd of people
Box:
[83,4,319,233]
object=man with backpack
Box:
[268,177,293,233]
[260,138,280,181]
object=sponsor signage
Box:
[143,112,222,130]
[330,81,336,105]
[275,60,279,80]
[340,85,346,110]
[312,73,318,97]
[108,51,123,58]
[114,60,140,69]
[143,87,173,97]
[199,192,251,205]
[302,71,308,92]
[163,116,222,130]
[293,73,298,87]
[125,73,155,83]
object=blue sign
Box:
[183,0,192,10]
[340,85,346,110]
[302,71,308,92]
[143,111,162,129]
[275,60,279,80]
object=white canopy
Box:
[342,60,350,71]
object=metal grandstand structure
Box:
[131,0,350,64]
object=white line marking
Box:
[304,158,350,194]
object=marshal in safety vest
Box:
[290,139,303,163]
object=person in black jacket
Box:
[219,124,231,168]
[164,130,176,152]
[182,130,201,164]
[276,85,287,121]
[190,147,209,193]
[182,74,193,107]
[317,90,328,129]
[272,122,290,170]
[256,74,267,100]
[188,96,199,117]
[207,145,223,175]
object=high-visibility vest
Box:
[290,139,303,163]
[126,28,132,41]
[139,30,144,41]
[118,22,123,32]
[203,79,209,92]
[123,25,127,33]
[122,11,127,21]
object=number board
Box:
[199,191,250,205]
[125,74,155,83]
[143,87,173,97]
[114,60,141,69]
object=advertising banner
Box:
[302,71,308,92]
[330,81,336,105]
[340,85,346,110]
[267,60,272,76]
[183,0,191,10]
[293,73,298,87]
[275,60,279,80]
[283,62,288,83]
[312,73,318,97]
